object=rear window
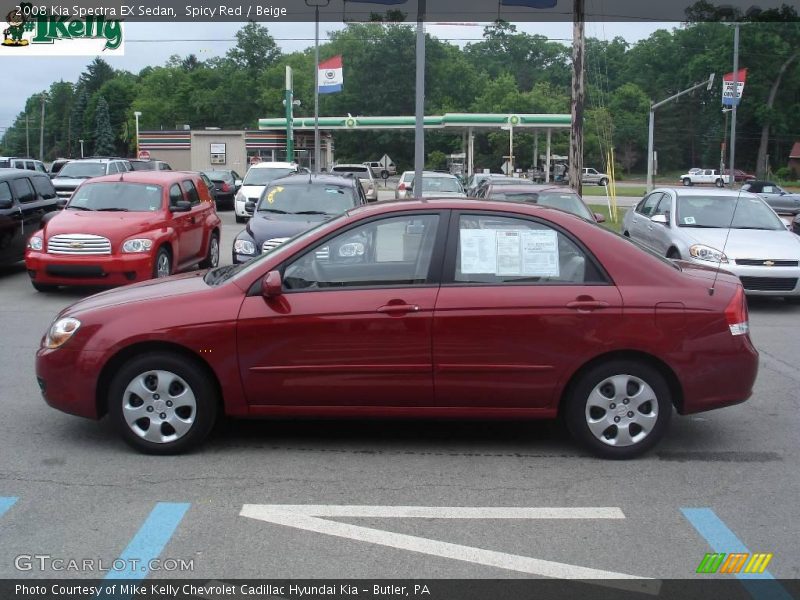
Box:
[0,159,10,168]
[31,176,56,200]
[205,171,233,183]
[243,167,295,186]
[129,161,156,171]
[69,182,163,212]
[332,166,370,177]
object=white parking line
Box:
[240,505,660,595]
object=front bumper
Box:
[684,257,800,296]
[36,347,104,419]
[26,251,154,287]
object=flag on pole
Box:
[722,68,747,106]
[318,55,343,94]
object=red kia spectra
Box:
[35,199,758,458]
[25,171,221,291]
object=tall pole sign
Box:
[285,66,294,163]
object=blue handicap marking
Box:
[104,502,190,581]
[0,497,18,518]
[682,507,793,600]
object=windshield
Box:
[490,191,593,220]
[417,177,462,193]
[58,162,106,178]
[243,167,294,186]
[677,195,785,230]
[257,183,357,215]
[68,182,163,212]
[205,171,232,182]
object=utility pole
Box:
[39,93,47,162]
[25,114,29,157]
[728,23,740,188]
[306,0,329,173]
[568,0,585,196]
[285,66,294,163]
[413,0,426,199]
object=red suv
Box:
[25,171,221,291]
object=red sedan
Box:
[25,171,221,291]
[35,200,758,458]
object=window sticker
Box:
[267,186,284,204]
[146,186,159,192]
[460,228,560,277]
[684,216,696,224]
[460,229,497,273]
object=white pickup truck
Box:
[679,169,730,187]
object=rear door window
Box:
[169,184,184,206]
[11,178,35,203]
[181,180,200,205]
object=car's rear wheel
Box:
[565,360,671,459]
[199,232,219,269]
[31,282,57,292]
[153,247,171,278]
[682,178,692,186]
[108,353,218,454]
[715,179,725,188]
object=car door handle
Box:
[566,300,609,311]
[377,304,420,314]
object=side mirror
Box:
[593,212,606,224]
[651,214,668,225]
[245,200,256,214]
[56,198,68,209]
[234,179,242,190]
[261,270,283,298]
[171,200,191,213]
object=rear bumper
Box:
[26,252,153,287]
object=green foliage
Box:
[92,96,116,156]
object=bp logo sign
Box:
[509,115,521,126]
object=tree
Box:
[226,22,281,72]
[609,83,650,173]
[93,96,115,156]
[78,58,115,96]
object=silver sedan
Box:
[622,188,800,298]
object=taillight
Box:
[398,183,406,191]
[725,285,749,336]
[221,182,230,192]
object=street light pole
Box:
[133,111,142,158]
[413,0,426,199]
[646,73,715,192]
[79,139,84,158]
[305,0,329,174]
[728,23,740,188]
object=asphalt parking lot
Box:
[0,207,798,590]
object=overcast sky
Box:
[0,21,672,132]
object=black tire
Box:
[715,179,724,188]
[667,248,681,259]
[108,352,219,454]
[153,247,172,279]
[32,282,57,292]
[199,232,220,269]
[564,360,672,459]
[682,178,692,186]
[235,215,246,224]
[599,178,608,186]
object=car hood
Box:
[679,227,800,260]
[239,185,266,199]
[44,210,166,244]
[246,213,332,242]
[60,271,209,317]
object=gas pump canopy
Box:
[258,112,571,176]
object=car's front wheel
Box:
[108,353,219,454]
[565,360,671,459]
[153,247,172,278]
[682,178,692,186]
[715,179,725,188]
[199,232,219,269]
[599,178,608,186]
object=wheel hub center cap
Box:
[153,400,166,412]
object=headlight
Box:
[122,239,153,253]
[44,317,81,349]
[689,244,728,263]
[235,191,246,203]
[28,236,43,251]
[234,239,256,255]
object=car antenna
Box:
[708,186,744,296]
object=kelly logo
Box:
[696,552,774,574]
[1,2,123,55]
